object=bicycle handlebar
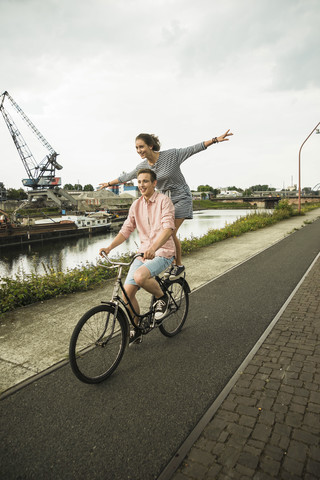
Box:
[99,252,144,268]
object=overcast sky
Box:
[1,0,319,192]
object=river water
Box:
[0,209,255,278]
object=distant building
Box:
[66,188,134,211]
[107,183,140,198]
[119,184,140,198]
[191,191,215,200]
[217,189,242,198]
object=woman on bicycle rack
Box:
[99,168,176,344]
[99,130,233,279]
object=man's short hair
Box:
[137,168,157,183]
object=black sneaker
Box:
[169,265,185,280]
[154,294,169,320]
[129,329,143,346]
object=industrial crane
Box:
[0,90,62,189]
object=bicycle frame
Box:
[100,254,156,332]
[99,253,189,334]
[103,273,154,329]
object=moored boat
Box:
[0,213,112,247]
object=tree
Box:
[227,186,244,193]
[250,184,275,192]
[83,184,94,191]
[63,183,74,190]
[6,188,28,200]
[0,182,6,201]
[197,185,214,192]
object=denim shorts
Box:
[125,256,174,286]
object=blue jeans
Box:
[125,256,174,286]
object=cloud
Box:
[1,0,319,191]
[164,0,320,91]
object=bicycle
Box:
[69,253,190,384]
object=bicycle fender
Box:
[176,277,191,294]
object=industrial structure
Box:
[0,91,76,207]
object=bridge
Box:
[213,195,319,209]
[242,196,282,208]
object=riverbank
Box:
[0,208,319,394]
[0,202,309,313]
[193,199,254,210]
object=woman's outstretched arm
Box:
[98,178,120,190]
[203,129,233,148]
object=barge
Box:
[0,213,112,248]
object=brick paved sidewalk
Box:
[172,254,320,480]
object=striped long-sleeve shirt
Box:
[118,142,206,219]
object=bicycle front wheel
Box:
[69,304,128,384]
[159,279,189,337]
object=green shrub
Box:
[274,199,295,217]
[0,256,131,314]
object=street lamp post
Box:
[298,122,320,214]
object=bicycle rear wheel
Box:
[69,304,128,384]
[159,279,189,337]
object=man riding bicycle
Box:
[99,168,176,343]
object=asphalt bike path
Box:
[1,219,319,480]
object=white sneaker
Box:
[129,329,142,346]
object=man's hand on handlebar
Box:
[143,248,156,260]
[99,247,112,257]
